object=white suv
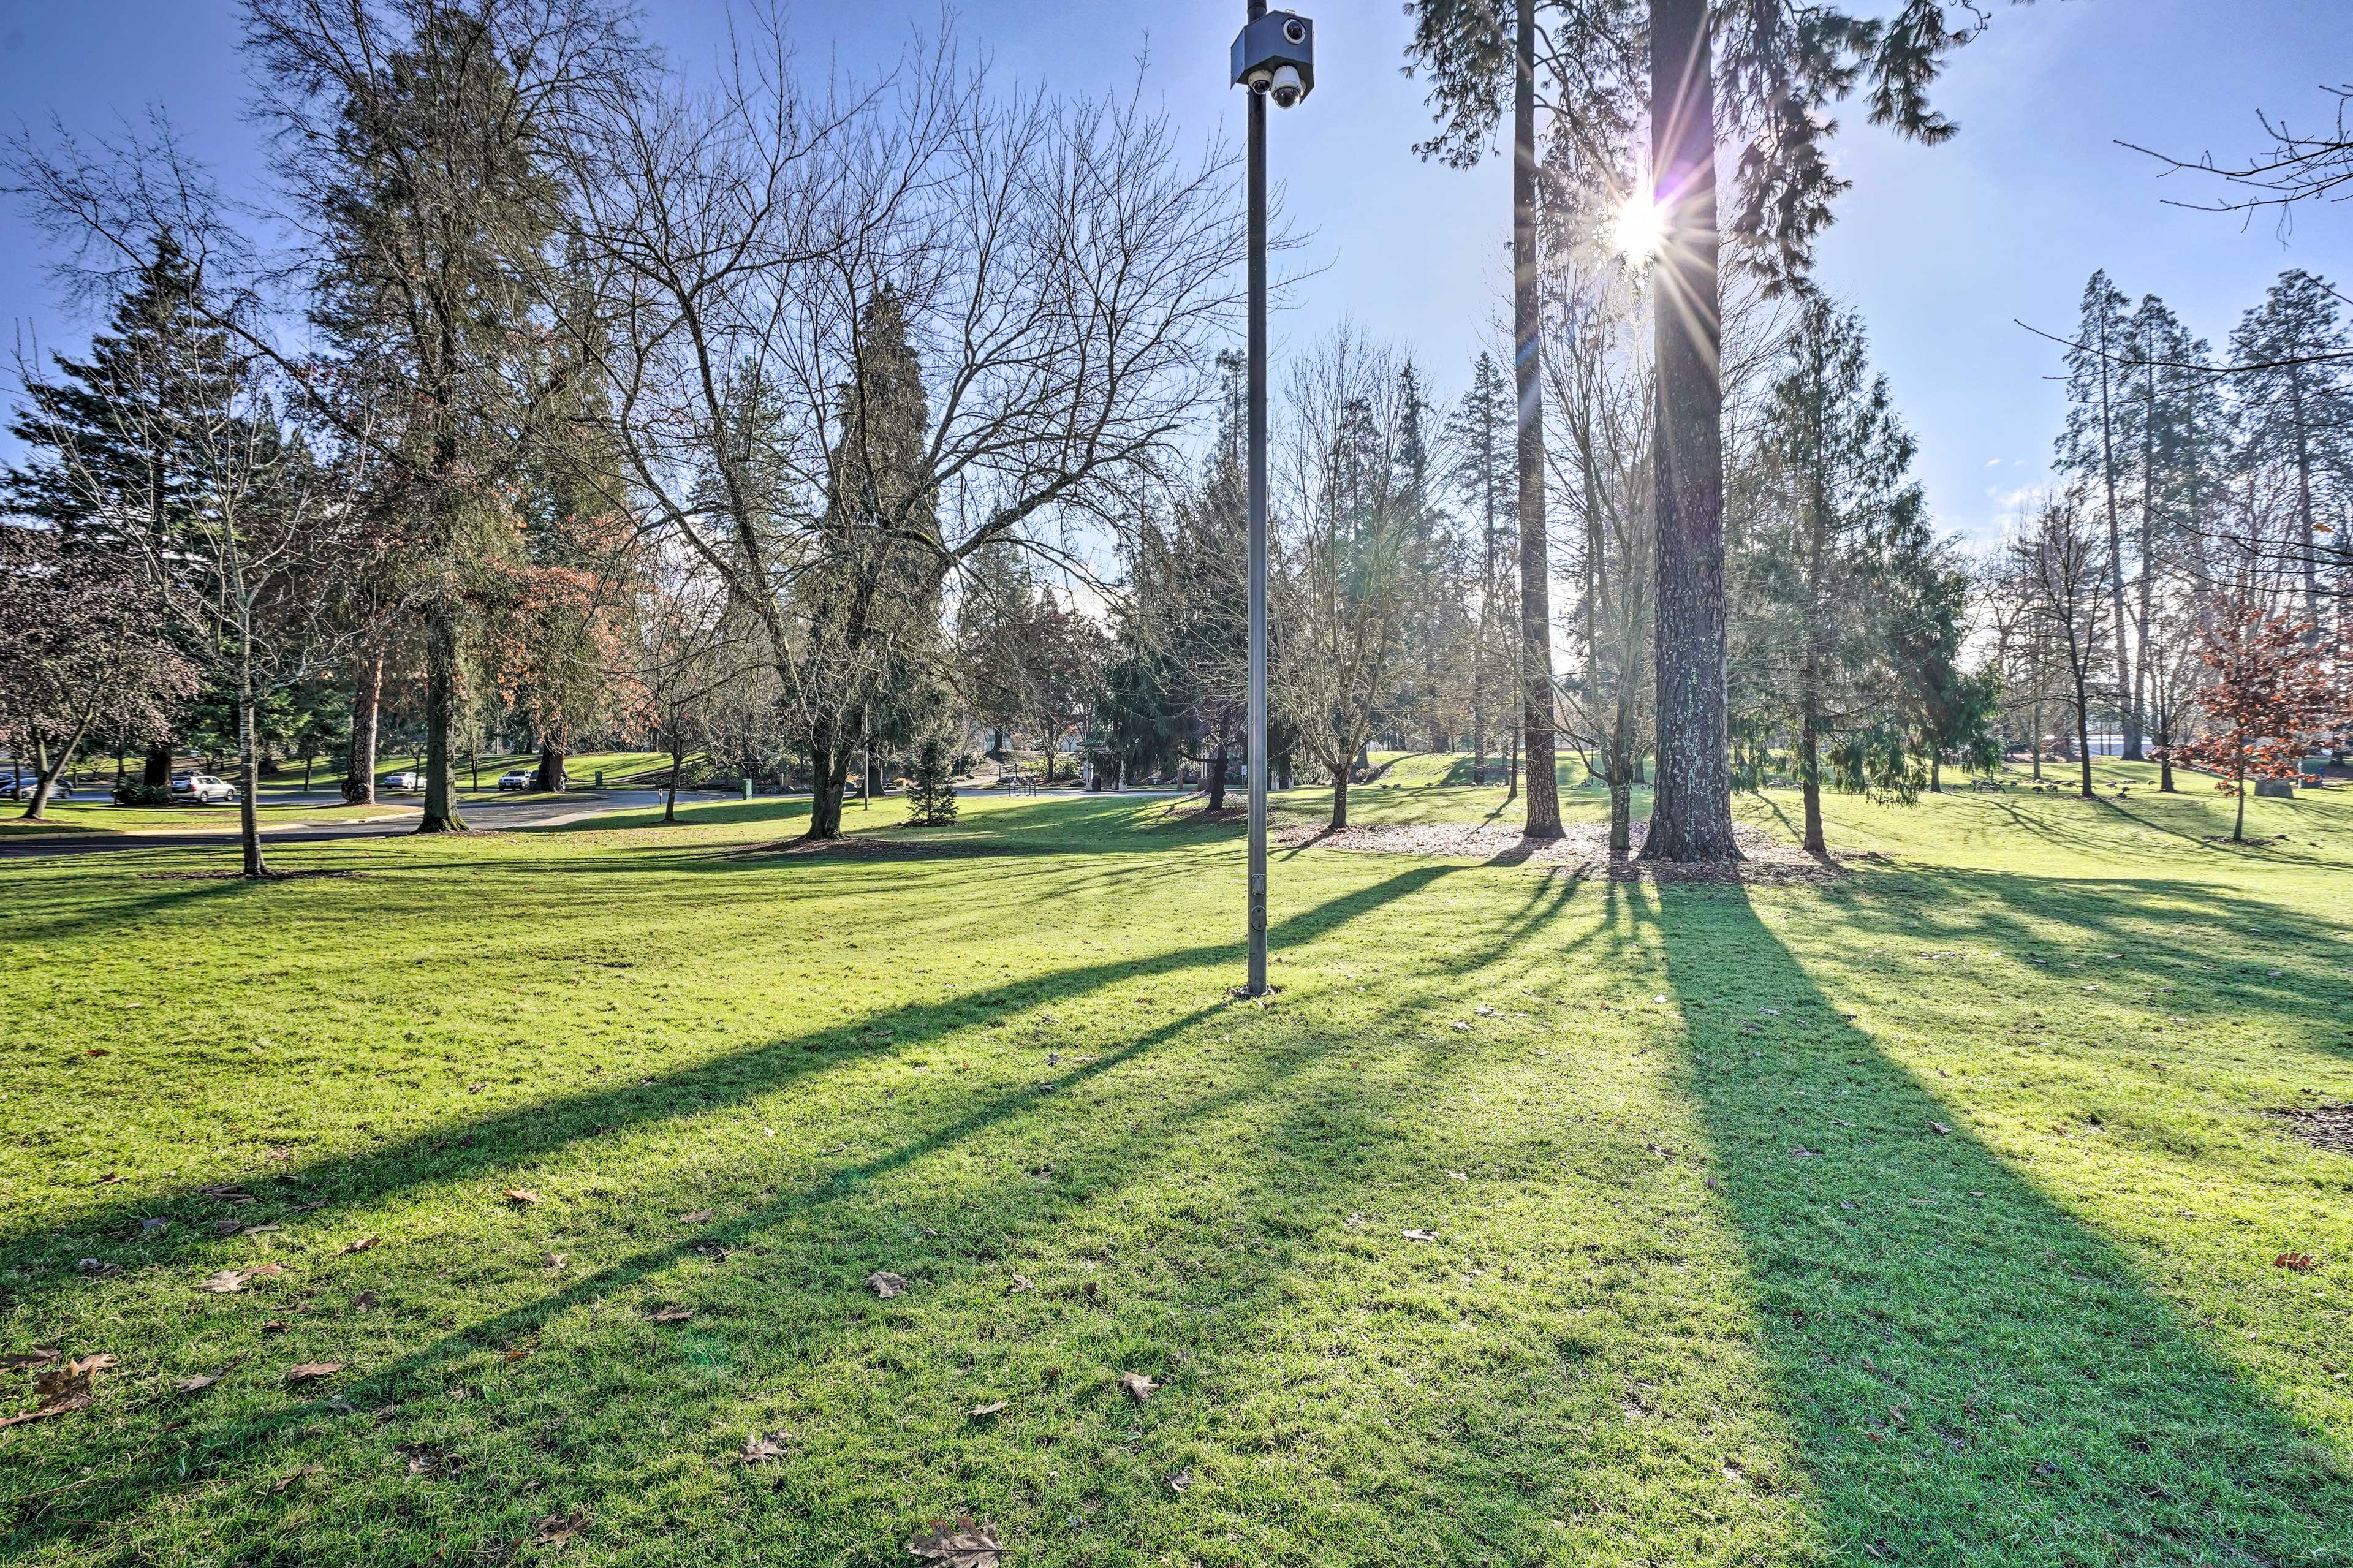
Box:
[171,775,237,804]
[385,770,426,791]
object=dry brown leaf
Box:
[7,1354,116,1424]
[866,1271,909,1299]
[340,1237,381,1254]
[1007,1274,1033,1293]
[532,1511,588,1547]
[968,1400,1007,1418]
[173,1373,221,1395]
[199,1184,254,1204]
[1930,1122,1952,1136]
[1118,1371,1161,1402]
[646,1306,694,1324]
[2276,1252,2318,1273]
[214,1220,249,1237]
[284,1362,345,1382]
[0,1348,61,1372]
[1401,1229,1438,1243]
[545,1252,567,1270]
[503,1189,541,1206]
[737,1431,790,1463]
[678,1210,714,1224]
[906,1515,1002,1567]
[1167,1468,1192,1494]
[352,1291,379,1312]
[197,1270,252,1293]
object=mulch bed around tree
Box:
[2268,1104,2353,1156]
[1273,819,1849,884]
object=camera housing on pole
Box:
[1232,12,1314,108]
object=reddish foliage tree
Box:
[0,533,199,818]
[2170,599,2340,842]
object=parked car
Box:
[170,774,238,804]
[497,770,533,792]
[0,771,70,800]
[385,770,425,792]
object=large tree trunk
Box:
[143,741,172,790]
[1329,762,1349,830]
[534,740,568,793]
[1798,703,1826,855]
[807,715,847,841]
[2074,684,2094,798]
[236,656,267,880]
[1513,0,1563,841]
[343,649,381,805]
[1642,0,1738,863]
[416,609,468,833]
[1208,743,1229,812]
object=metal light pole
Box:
[1231,4,1313,998]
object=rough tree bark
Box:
[342,650,381,805]
[1642,0,1740,862]
[1513,0,1563,840]
[417,609,468,833]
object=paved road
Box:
[0,789,676,860]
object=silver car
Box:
[171,774,238,804]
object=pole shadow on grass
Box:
[1642,881,2351,1565]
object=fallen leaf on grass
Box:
[284,1362,344,1382]
[1930,1122,1952,1137]
[1789,1148,1821,1159]
[2276,1252,2318,1273]
[738,1431,791,1463]
[1007,1274,1033,1293]
[77,1258,123,1278]
[646,1306,694,1324]
[503,1189,540,1206]
[545,1253,567,1270]
[533,1512,588,1547]
[1167,1468,1192,1494]
[173,1373,222,1394]
[1119,1371,1161,1402]
[199,1184,254,1205]
[352,1292,379,1312]
[1401,1229,1438,1243]
[339,1237,381,1254]
[678,1210,714,1224]
[906,1515,1002,1567]
[141,1216,170,1236]
[0,1349,61,1372]
[867,1271,910,1299]
[2,1354,116,1426]
[968,1401,1007,1418]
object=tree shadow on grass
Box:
[1645,881,2352,1565]
[6,868,1561,1564]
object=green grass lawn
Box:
[3,766,2349,1566]
[0,803,417,837]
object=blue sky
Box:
[2,0,2346,548]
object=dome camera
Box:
[1270,64,1305,108]
[1283,17,1308,45]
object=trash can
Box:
[742,779,752,800]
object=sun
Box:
[1611,189,1665,260]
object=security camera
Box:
[1231,10,1314,108]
